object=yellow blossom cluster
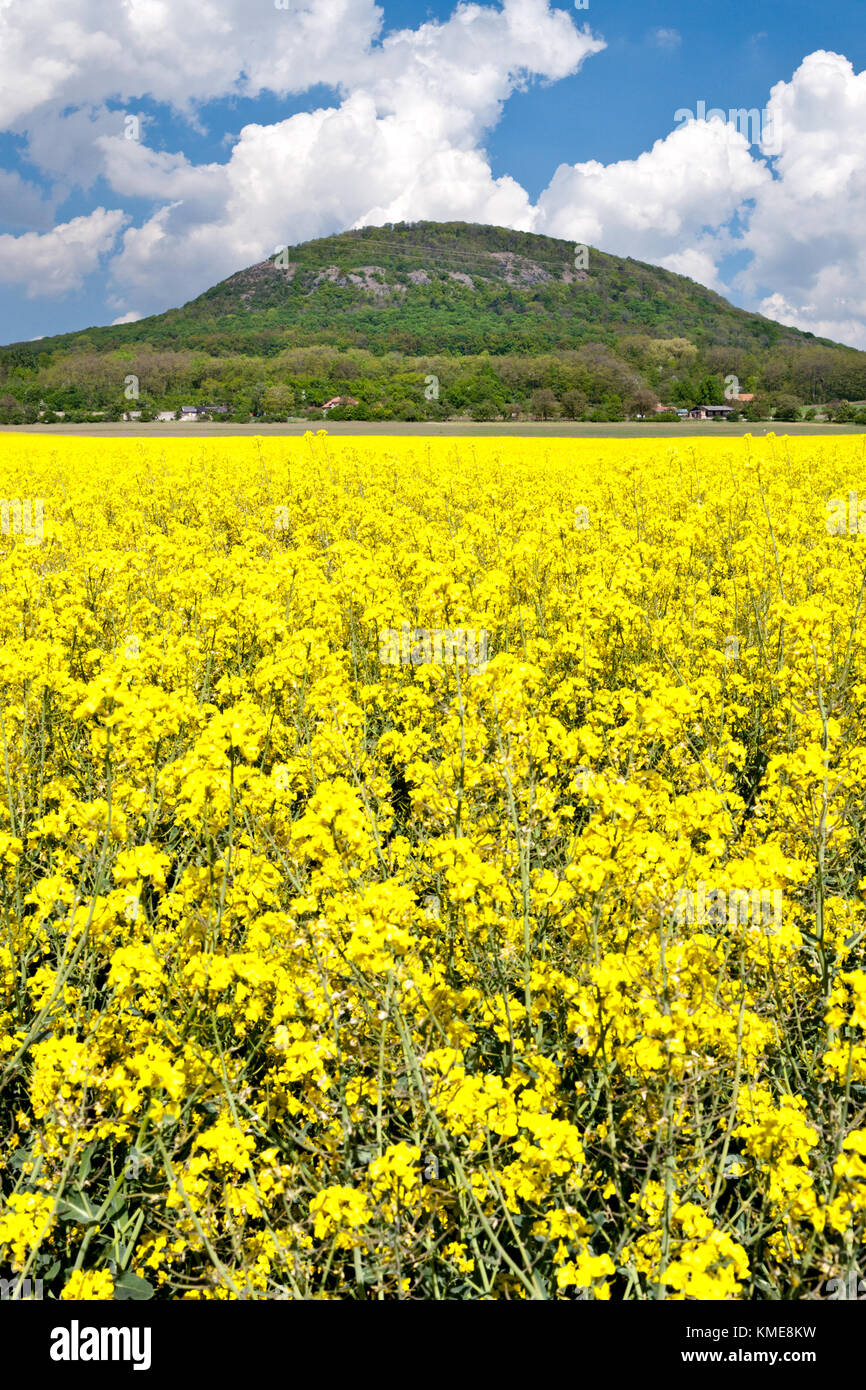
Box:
[0,431,864,1299]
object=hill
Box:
[2,222,866,422]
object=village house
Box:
[179,404,229,420]
[322,396,360,412]
[651,396,753,422]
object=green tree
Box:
[560,389,588,420]
[695,375,725,407]
[590,392,625,422]
[529,388,559,420]
[627,387,659,418]
[745,395,772,422]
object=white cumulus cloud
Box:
[1,0,866,351]
[105,0,603,310]
[0,208,127,296]
[731,51,866,346]
[0,0,384,128]
[534,118,770,262]
[651,28,681,50]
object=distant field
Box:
[2,421,866,439]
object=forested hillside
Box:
[2,222,865,423]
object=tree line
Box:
[2,339,864,425]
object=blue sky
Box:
[1,0,866,346]
[489,0,866,192]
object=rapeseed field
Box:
[1,432,865,1301]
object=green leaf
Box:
[114,1270,155,1301]
[117,1209,146,1270]
[103,1192,126,1219]
[57,1193,100,1224]
[76,1141,96,1186]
